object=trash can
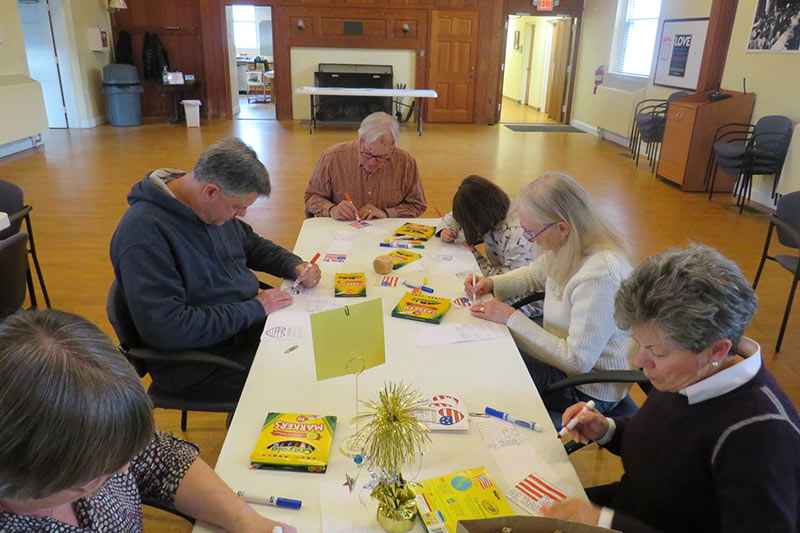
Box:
[102,64,143,127]
[180,100,202,128]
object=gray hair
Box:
[0,310,154,500]
[358,112,399,147]
[614,245,757,354]
[193,137,271,197]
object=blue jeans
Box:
[523,355,620,418]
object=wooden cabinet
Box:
[657,90,755,192]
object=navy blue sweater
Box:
[604,364,800,532]
[110,175,303,352]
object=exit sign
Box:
[537,0,554,10]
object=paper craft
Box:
[334,273,367,297]
[391,292,451,324]
[349,221,372,229]
[262,311,312,340]
[393,222,436,240]
[250,413,336,473]
[388,249,422,269]
[509,472,568,517]
[421,254,474,275]
[452,297,471,308]
[310,298,385,381]
[306,296,351,314]
[323,253,348,263]
[416,394,469,431]
[412,467,515,533]
[375,275,399,287]
[414,322,504,347]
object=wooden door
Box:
[545,18,572,123]
[427,10,479,123]
[525,24,536,106]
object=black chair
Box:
[0,179,51,308]
[0,233,30,320]
[706,115,794,213]
[106,280,247,431]
[753,190,800,352]
[629,91,689,174]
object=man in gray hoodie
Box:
[110,138,320,402]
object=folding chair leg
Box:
[776,275,799,352]
[25,214,51,307]
[708,161,720,200]
[181,410,188,432]
[753,225,773,289]
[26,268,38,308]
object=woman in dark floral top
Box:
[0,309,295,533]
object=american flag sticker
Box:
[377,275,399,287]
[437,407,465,425]
[474,472,494,489]
[452,297,471,308]
[512,473,567,515]
[323,253,347,263]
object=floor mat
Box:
[504,124,584,133]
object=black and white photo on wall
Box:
[747,0,800,52]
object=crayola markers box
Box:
[250,413,337,473]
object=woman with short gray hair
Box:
[548,246,800,532]
[0,309,295,533]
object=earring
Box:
[711,361,720,367]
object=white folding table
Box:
[193,218,584,533]
[294,86,438,136]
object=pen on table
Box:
[484,406,543,432]
[471,265,476,303]
[344,192,359,222]
[292,252,320,289]
[558,400,596,438]
[385,238,424,244]
[402,280,434,293]
[237,491,302,509]
[380,242,424,249]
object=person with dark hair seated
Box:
[0,309,296,533]
[437,174,540,315]
[549,246,800,532]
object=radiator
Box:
[0,75,48,147]
[594,85,646,139]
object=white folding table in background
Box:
[294,86,438,136]
[193,218,584,533]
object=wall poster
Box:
[653,18,709,90]
[747,0,800,53]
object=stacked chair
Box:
[705,115,794,213]
[629,91,689,174]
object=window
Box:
[233,5,258,50]
[617,0,662,76]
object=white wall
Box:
[503,16,556,110]
[289,47,416,120]
[235,6,273,61]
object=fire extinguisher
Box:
[594,65,605,94]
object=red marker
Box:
[345,193,360,222]
[433,206,443,218]
[292,252,321,289]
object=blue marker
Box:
[237,491,302,509]
[485,406,543,432]
[402,280,434,293]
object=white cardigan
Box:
[492,249,637,401]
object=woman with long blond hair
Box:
[466,172,636,415]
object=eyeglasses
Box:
[523,223,556,242]
[360,149,393,163]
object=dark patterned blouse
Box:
[0,431,199,532]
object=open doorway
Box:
[500,15,575,125]
[224,4,275,120]
[18,0,76,129]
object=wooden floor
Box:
[236,95,276,120]
[2,119,798,531]
[500,96,552,123]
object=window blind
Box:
[618,0,662,76]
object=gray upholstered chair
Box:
[0,233,30,320]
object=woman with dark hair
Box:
[438,175,537,276]
[0,309,295,533]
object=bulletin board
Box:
[653,18,709,90]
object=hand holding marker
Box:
[345,192,359,222]
[558,400,596,438]
[292,252,320,289]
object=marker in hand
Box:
[345,192,359,222]
[558,400,596,438]
[292,252,320,289]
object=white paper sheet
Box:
[306,296,352,314]
[414,322,505,347]
[474,417,571,516]
[261,311,312,340]
[319,480,383,533]
[421,254,474,275]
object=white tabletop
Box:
[0,212,9,231]
[193,218,582,533]
[295,86,438,98]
